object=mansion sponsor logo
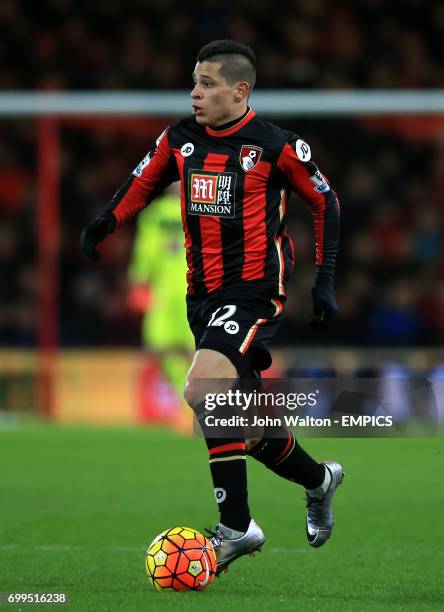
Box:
[188,170,237,217]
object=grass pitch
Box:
[0,423,443,611]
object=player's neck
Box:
[210,107,250,131]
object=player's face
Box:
[191,61,246,127]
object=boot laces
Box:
[205,526,223,550]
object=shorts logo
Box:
[240,145,263,172]
[294,138,311,162]
[181,142,194,157]
[214,488,227,503]
[188,170,236,217]
[309,170,330,193]
[224,321,239,334]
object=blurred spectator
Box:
[368,279,426,345]
[0,0,443,90]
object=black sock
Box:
[248,430,325,489]
[206,438,251,532]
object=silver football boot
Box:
[210,519,265,575]
[305,461,344,548]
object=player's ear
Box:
[234,82,249,102]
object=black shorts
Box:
[186,283,285,377]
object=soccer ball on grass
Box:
[145,526,217,591]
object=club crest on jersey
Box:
[188,170,237,218]
[240,145,263,172]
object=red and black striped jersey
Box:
[107,108,340,298]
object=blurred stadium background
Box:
[1,3,444,610]
[0,0,443,425]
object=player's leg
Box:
[246,429,344,547]
[232,293,344,548]
[185,348,250,531]
[246,428,326,489]
[184,348,264,573]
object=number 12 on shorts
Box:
[207,305,237,327]
[207,305,239,335]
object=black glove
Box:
[80,212,116,261]
[308,284,338,330]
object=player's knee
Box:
[184,377,204,410]
[184,349,238,409]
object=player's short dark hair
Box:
[197,40,256,89]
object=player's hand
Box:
[80,212,116,261]
[308,284,338,330]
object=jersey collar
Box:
[205,108,256,137]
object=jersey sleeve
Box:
[276,134,340,284]
[106,128,179,228]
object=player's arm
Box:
[80,129,178,261]
[276,135,340,328]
